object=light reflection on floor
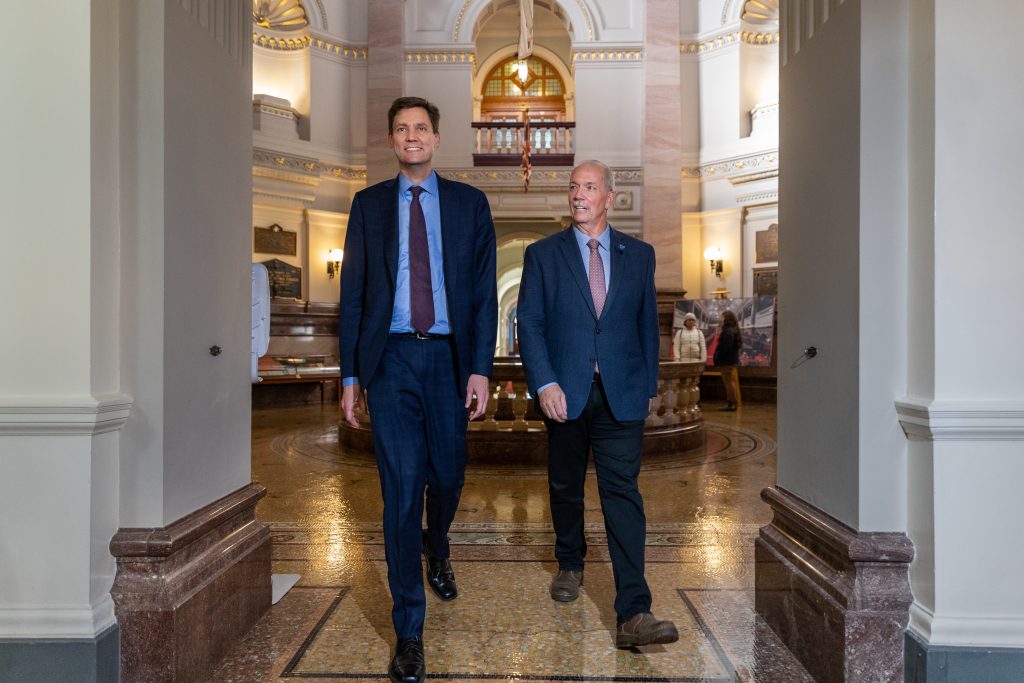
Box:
[208,401,813,682]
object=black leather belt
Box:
[390,331,452,340]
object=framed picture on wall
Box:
[755,223,779,263]
[753,267,778,297]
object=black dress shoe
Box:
[423,531,458,601]
[388,637,425,683]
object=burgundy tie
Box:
[588,239,606,317]
[409,187,435,334]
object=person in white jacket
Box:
[672,312,706,363]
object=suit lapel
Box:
[558,228,597,320]
[602,227,627,318]
[437,177,457,296]
[381,178,399,290]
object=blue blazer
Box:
[516,227,659,422]
[338,175,498,396]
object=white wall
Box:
[120,0,253,526]
[0,0,123,641]
[777,0,863,526]
[573,62,643,167]
[252,46,310,115]
[904,0,1024,650]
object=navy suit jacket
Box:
[516,227,659,422]
[338,175,498,396]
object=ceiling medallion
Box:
[253,0,308,31]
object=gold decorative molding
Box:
[439,167,641,188]
[453,0,473,41]
[311,37,367,60]
[253,148,366,182]
[405,51,475,64]
[681,32,740,54]
[252,0,308,31]
[252,31,311,50]
[572,50,643,63]
[740,30,780,45]
[681,152,778,179]
[571,0,594,41]
[742,0,780,25]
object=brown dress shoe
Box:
[615,612,679,648]
[549,569,583,602]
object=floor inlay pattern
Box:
[220,403,810,681]
[270,422,775,477]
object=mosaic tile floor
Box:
[209,402,812,681]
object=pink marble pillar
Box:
[643,0,684,290]
[367,0,405,184]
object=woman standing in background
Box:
[713,310,742,410]
[673,312,706,363]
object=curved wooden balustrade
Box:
[339,358,706,462]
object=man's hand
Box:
[342,383,366,428]
[538,384,568,423]
[465,374,490,420]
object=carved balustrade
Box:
[339,358,706,461]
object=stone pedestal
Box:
[755,486,913,682]
[110,485,271,682]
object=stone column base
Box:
[110,484,271,682]
[755,486,913,682]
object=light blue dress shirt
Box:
[391,172,450,334]
[536,226,612,396]
[343,172,450,388]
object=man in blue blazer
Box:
[339,97,497,683]
[517,160,678,649]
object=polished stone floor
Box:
[209,400,813,681]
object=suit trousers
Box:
[544,377,652,622]
[366,335,468,638]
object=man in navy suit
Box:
[339,97,497,683]
[517,160,679,649]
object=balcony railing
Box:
[471,121,576,167]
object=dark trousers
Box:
[366,336,468,638]
[545,377,652,622]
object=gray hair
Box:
[574,159,615,192]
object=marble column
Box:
[367,0,405,184]
[642,0,683,289]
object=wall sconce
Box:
[327,248,344,279]
[703,246,724,278]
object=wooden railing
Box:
[471,121,575,166]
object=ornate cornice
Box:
[405,51,475,64]
[439,167,641,188]
[312,37,367,60]
[252,31,311,50]
[252,148,366,182]
[572,49,643,63]
[740,30,780,45]
[735,190,778,204]
[681,29,778,55]
[682,151,779,179]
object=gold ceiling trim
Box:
[253,31,311,50]
[253,0,309,31]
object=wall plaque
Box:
[755,223,779,263]
[254,223,297,256]
[753,267,778,297]
[262,258,302,299]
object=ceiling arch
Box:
[451,0,596,44]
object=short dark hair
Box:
[388,96,440,134]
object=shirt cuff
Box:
[343,376,359,387]
[537,382,557,395]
